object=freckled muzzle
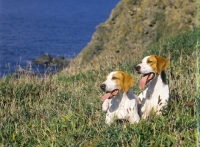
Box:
[100,83,119,101]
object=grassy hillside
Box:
[0,30,197,146]
[65,0,196,74]
[196,1,200,145]
[197,28,200,146]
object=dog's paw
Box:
[102,99,110,112]
[105,115,113,125]
[102,108,108,112]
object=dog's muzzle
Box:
[100,83,106,91]
[135,65,141,74]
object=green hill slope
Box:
[0,30,197,146]
[64,0,196,74]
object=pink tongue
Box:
[139,75,148,90]
[101,93,111,101]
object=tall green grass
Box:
[196,28,200,146]
[0,30,197,146]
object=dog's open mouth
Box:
[101,89,119,101]
[139,73,155,90]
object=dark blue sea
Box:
[0,0,119,77]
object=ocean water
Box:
[0,0,119,77]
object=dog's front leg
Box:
[129,113,140,124]
[102,99,110,112]
[105,113,114,125]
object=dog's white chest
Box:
[104,92,140,124]
[138,77,169,119]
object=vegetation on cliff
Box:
[65,0,196,73]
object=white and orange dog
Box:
[135,55,169,119]
[100,71,140,124]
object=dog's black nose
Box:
[100,84,106,91]
[135,65,141,72]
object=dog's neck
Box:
[108,89,136,113]
[149,71,167,88]
[160,70,167,84]
[112,89,132,102]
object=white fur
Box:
[137,56,169,119]
[101,71,140,124]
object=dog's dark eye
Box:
[112,77,118,80]
[147,60,152,63]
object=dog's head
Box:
[135,55,169,90]
[100,71,134,101]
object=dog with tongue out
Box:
[135,55,169,119]
[100,71,140,124]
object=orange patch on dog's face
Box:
[112,72,123,90]
[147,56,157,73]
[112,71,134,92]
[147,56,169,74]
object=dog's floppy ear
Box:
[120,71,134,92]
[155,56,169,74]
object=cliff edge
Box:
[64,0,196,74]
